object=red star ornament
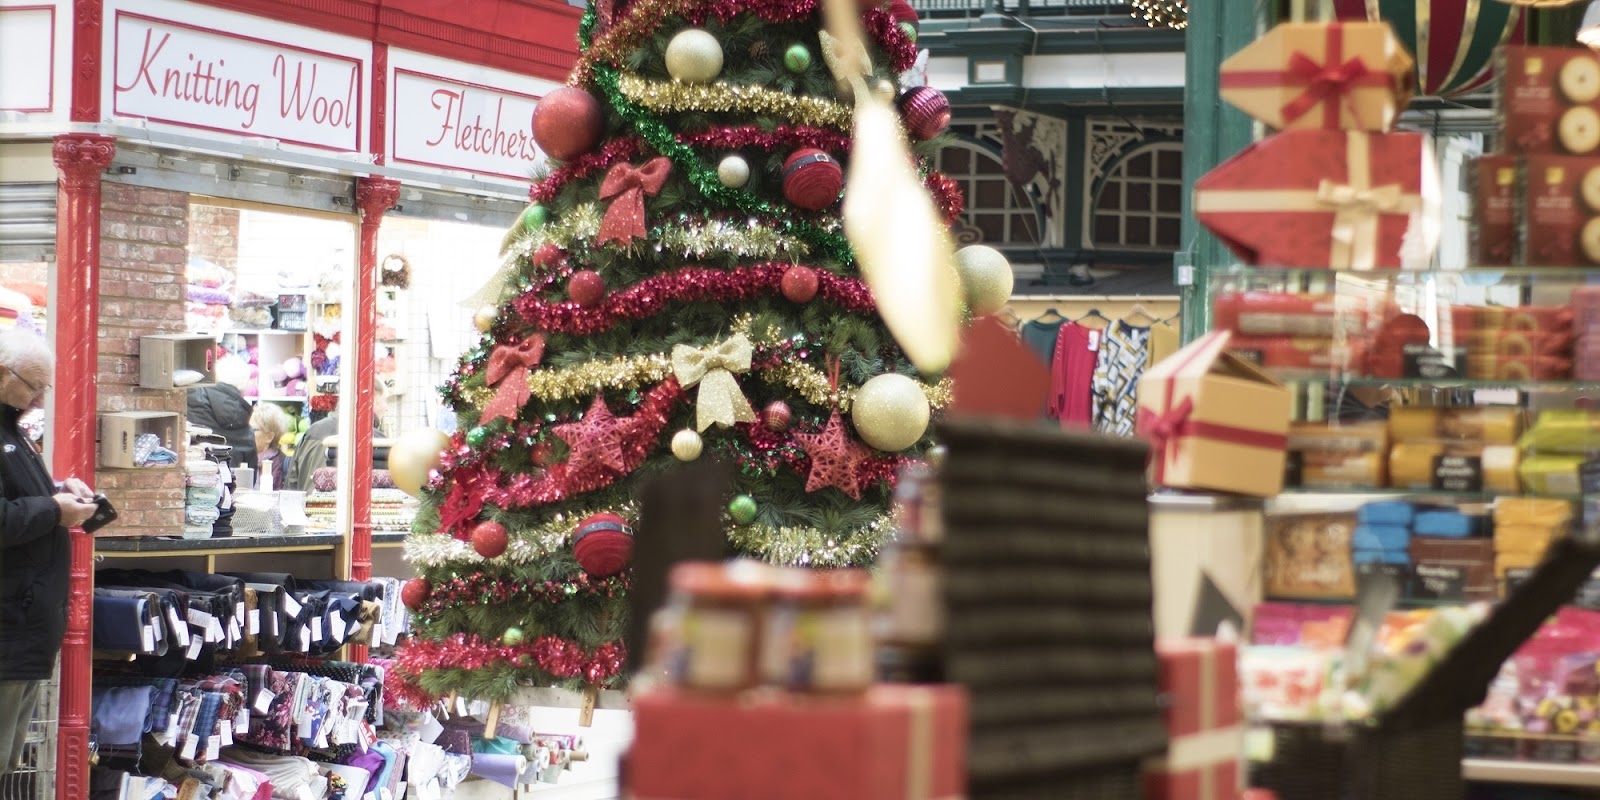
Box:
[794,410,870,500]
[554,396,637,480]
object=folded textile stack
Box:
[371,489,418,534]
[185,457,222,539]
[186,257,233,333]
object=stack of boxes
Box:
[1494,499,1576,590]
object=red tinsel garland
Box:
[383,665,436,711]
[924,171,965,222]
[509,264,877,337]
[395,633,627,687]
[735,419,907,492]
[416,572,630,619]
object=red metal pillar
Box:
[349,177,399,663]
[52,134,115,800]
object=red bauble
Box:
[763,400,793,432]
[401,578,431,611]
[569,270,607,307]
[471,520,510,559]
[782,148,844,211]
[898,87,951,141]
[780,265,820,303]
[532,88,605,161]
[573,512,634,577]
[887,0,919,29]
[534,243,567,268]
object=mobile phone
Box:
[81,494,118,533]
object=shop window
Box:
[1089,142,1183,251]
[934,140,1041,247]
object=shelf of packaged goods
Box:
[1273,376,1600,392]
[1463,759,1600,787]
[1277,487,1586,502]
[96,532,344,572]
[1215,266,1600,280]
[372,531,407,548]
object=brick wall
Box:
[189,205,239,274]
[96,183,188,537]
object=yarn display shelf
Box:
[95,532,344,572]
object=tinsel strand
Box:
[395,633,627,688]
[616,71,853,130]
[414,572,630,620]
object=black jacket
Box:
[0,404,69,680]
[187,385,257,470]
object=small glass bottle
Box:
[766,570,873,693]
[666,562,769,692]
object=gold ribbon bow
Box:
[671,334,759,431]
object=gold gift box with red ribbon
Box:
[1136,331,1291,498]
[1194,129,1441,270]
[1142,638,1244,800]
[1220,21,1415,132]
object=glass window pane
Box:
[1126,182,1153,212]
[976,214,1006,243]
[1097,182,1123,211]
[942,148,970,174]
[1156,183,1181,213]
[975,180,1007,208]
[1094,215,1121,246]
[1158,148,1183,178]
[1013,212,1039,244]
[1127,152,1152,178]
[1156,218,1181,248]
[1126,216,1151,246]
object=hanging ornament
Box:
[898,22,917,42]
[534,243,568,268]
[953,244,1015,317]
[671,428,704,461]
[763,400,794,432]
[574,512,634,577]
[781,265,820,303]
[466,426,490,448]
[401,578,431,610]
[782,148,844,211]
[554,395,638,481]
[717,154,751,188]
[502,626,526,646]
[597,156,672,246]
[897,86,951,140]
[519,203,550,232]
[531,440,556,468]
[728,494,759,524]
[671,334,759,431]
[389,428,451,496]
[471,520,510,559]
[1333,0,1523,99]
[784,44,814,73]
[795,410,871,499]
[532,87,605,160]
[851,373,930,452]
[666,28,725,84]
[473,306,498,333]
[480,334,546,423]
[887,0,919,33]
[569,271,608,307]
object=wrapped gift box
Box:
[1219,21,1415,132]
[1136,331,1291,497]
[628,685,966,800]
[1469,156,1518,266]
[1194,130,1440,269]
[1521,155,1600,266]
[1143,639,1242,800]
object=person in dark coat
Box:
[0,329,96,773]
[186,358,257,472]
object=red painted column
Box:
[52,134,115,800]
[349,177,399,664]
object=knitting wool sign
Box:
[110,12,363,152]
[390,68,546,182]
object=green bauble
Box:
[899,21,918,42]
[466,426,490,448]
[729,494,758,524]
[520,203,549,231]
[502,626,525,646]
[784,44,813,73]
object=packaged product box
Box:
[1265,512,1357,599]
[1520,155,1600,266]
[1466,354,1573,381]
[1194,130,1440,269]
[1213,292,1366,337]
[1226,335,1366,377]
[1217,21,1415,132]
[1388,442,1520,494]
[627,685,966,800]
[1470,156,1520,265]
[1410,537,1497,602]
[1286,421,1388,489]
[1388,407,1524,445]
[1461,330,1573,358]
[1500,46,1600,156]
[1143,638,1242,800]
[1136,331,1292,497]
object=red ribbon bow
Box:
[597,157,672,246]
[1281,51,1372,125]
[1136,396,1194,484]
[485,335,546,387]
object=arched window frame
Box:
[1086,139,1184,253]
[934,136,1042,248]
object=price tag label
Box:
[186,636,203,661]
[248,609,261,636]
[166,605,188,646]
[206,734,221,760]
[180,734,199,761]
[220,724,234,748]
[1431,455,1484,493]
[282,594,303,617]
[297,714,315,741]
[140,624,156,653]
[311,617,324,644]
[237,707,250,734]
[254,690,274,714]
[1411,563,1466,601]
[299,625,311,652]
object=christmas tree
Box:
[390,0,970,704]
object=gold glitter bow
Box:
[671,334,758,431]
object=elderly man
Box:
[0,329,96,773]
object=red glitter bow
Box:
[597,157,671,246]
[1135,397,1194,484]
[1281,51,1372,125]
[485,335,546,387]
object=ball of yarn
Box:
[282,357,306,380]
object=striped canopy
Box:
[1334,0,1527,97]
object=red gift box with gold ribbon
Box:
[1194,130,1440,270]
[1136,331,1291,498]
[628,685,967,800]
[1219,21,1415,132]
[1143,639,1244,800]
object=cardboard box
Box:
[1219,21,1414,132]
[1136,331,1291,497]
[98,411,180,469]
[1144,639,1242,800]
[1470,156,1519,266]
[139,334,217,390]
[1194,130,1440,269]
[1265,512,1357,599]
[627,685,966,800]
[1520,155,1600,265]
[1500,46,1600,156]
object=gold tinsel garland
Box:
[617,72,854,130]
[759,361,952,411]
[726,514,893,568]
[404,524,574,568]
[513,204,811,273]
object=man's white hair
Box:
[0,329,53,384]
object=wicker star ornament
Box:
[794,410,870,499]
[554,395,637,479]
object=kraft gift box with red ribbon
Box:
[1136,330,1291,498]
[1219,21,1415,132]
[627,685,967,800]
[1142,638,1243,800]
[1194,129,1441,270]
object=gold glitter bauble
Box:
[851,373,931,452]
[717,154,751,188]
[473,306,498,333]
[390,428,451,496]
[671,428,704,461]
[665,28,724,84]
[953,244,1014,317]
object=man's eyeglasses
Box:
[8,368,47,394]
